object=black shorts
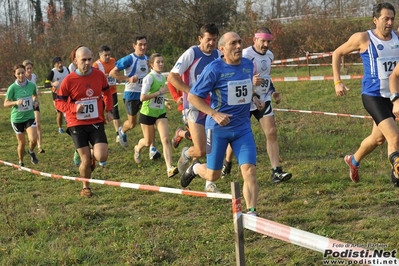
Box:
[123,99,141,116]
[251,100,273,121]
[112,93,120,120]
[139,113,167,125]
[68,123,108,149]
[362,94,394,125]
[11,118,36,134]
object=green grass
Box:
[1,66,398,265]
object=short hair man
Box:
[181,32,259,215]
[332,2,399,186]
[93,45,121,145]
[55,46,113,197]
[167,23,221,192]
[109,36,161,160]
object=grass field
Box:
[1,65,398,265]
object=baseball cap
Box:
[52,57,62,65]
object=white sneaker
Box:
[118,127,128,147]
[116,135,120,143]
[204,183,220,193]
[149,147,161,160]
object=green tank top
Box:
[140,73,166,118]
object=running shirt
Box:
[361,30,399,98]
[243,47,275,111]
[93,58,117,94]
[140,70,166,118]
[68,63,76,73]
[55,68,112,127]
[6,80,37,123]
[190,57,254,131]
[27,73,39,95]
[114,53,148,100]
[170,46,221,109]
[45,66,69,90]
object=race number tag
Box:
[377,56,399,79]
[107,76,116,86]
[17,96,33,112]
[149,94,164,109]
[227,79,252,105]
[76,99,99,120]
[256,75,271,94]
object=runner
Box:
[55,46,113,197]
[167,23,221,192]
[4,64,39,166]
[133,53,179,177]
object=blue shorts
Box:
[206,127,256,170]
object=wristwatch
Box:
[390,93,399,102]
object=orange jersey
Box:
[93,58,117,94]
[55,68,112,127]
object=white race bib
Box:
[76,99,99,120]
[377,56,399,79]
[227,79,252,105]
[255,75,271,94]
[17,96,33,112]
[149,94,164,109]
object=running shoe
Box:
[181,160,199,188]
[134,145,141,164]
[271,167,292,183]
[149,147,161,160]
[58,128,64,134]
[28,150,39,164]
[171,127,184,149]
[73,150,81,166]
[205,183,220,193]
[80,187,92,197]
[344,155,359,183]
[118,127,128,147]
[221,160,232,178]
[167,166,179,178]
[99,161,107,167]
[116,135,120,143]
[38,148,45,153]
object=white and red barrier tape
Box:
[271,75,363,82]
[274,108,373,120]
[0,160,232,200]
[242,214,396,266]
[272,63,363,67]
[272,51,359,64]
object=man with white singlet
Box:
[167,23,221,193]
[333,2,399,186]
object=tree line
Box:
[0,0,392,87]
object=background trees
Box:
[0,0,393,87]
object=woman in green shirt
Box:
[134,53,178,178]
[4,64,39,167]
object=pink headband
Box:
[255,33,273,40]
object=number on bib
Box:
[76,99,99,120]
